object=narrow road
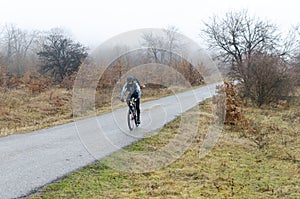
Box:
[0,83,219,199]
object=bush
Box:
[241,53,296,107]
[23,70,51,94]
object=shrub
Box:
[212,81,243,125]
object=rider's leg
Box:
[135,98,140,123]
[126,96,133,112]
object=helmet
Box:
[127,76,134,83]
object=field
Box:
[0,86,172,137]
[0,88,73,137]
[28,88,300,198]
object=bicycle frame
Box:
[127,97,138,131]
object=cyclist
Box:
[120,76,142,125]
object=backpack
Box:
[131,76,141,87]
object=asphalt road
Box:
[0,83,219,199]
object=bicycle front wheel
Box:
[127,109,135,131]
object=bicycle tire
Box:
[127,109,135,131]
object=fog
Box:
[1,0,299,48]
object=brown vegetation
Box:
[212,81,243,125]
[213,82,299,150]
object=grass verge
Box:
[29,92,300,198]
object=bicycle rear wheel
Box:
[127,109,135,131]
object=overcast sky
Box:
[1,0,299,48]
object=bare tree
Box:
[163,26,183,63]
[294,54,300,86]
[0,24,38,75]
[37,28,88,83]
[141,31,164,63]
[280,25,300,59]
[292,28,300,86]
[201,10,298,105]
[141,26,183,64]
[141,27,190,84]
[201,10,281,78]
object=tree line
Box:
[0,25,204,92]
[0,26,88,90]
[0,10,299,106]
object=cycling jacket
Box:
[120,80,142,100]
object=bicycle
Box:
[127,97,139,131]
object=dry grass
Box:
[29,89,300,198]
[0,87,173,137]
[0,88,73,137]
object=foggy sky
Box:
[0,0,299,48]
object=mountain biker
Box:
[120,76,142,125]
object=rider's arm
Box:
[135,82,141,98]
[120,83,127,100]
